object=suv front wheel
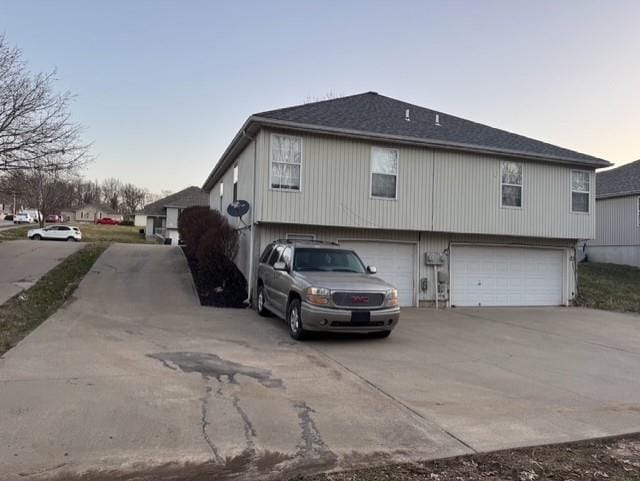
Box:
[287,298,307,341]
[257,285,270,317]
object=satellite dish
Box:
[227,200,250,218]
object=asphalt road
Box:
[1,244,639,481]
[0,240,83,305]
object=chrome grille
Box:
[332,292,385,308]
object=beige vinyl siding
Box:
[258,130,434,230]
[591,196,640,246]
[432,151,596,239]
[214,139,256,227]
[256,129,595,240]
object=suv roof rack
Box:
[273,238,340,246]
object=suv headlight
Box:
[385,289,399,307]
[305,287,331,305]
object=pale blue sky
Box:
[2,0,639,193]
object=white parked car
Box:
[28,225,82,242]
[14,209,42,224]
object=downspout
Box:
[244,129,258,306]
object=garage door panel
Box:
[339,241,415,307]
[451,246,564,307]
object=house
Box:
[202,92,610,307]
[137,186,209,244]
[585,159,640,267]
[61,204,123,223]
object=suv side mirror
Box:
[273,261,288,271]
[367,265,377,274]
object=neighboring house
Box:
[586,159,640,267]
[61,204,124,223]
[202,92,610,307]
[137,186,209,244]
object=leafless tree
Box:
[0,35,90,173]
[101,177,121,212]
[120,183,146,214]
[2,166,77,226]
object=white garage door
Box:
[339,241,415,306]
[451,245,565,307]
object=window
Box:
[259,245,274,264]
[370,147,399,199]
[637,197,640,227]
[571,170,590,213]
[293,248,366,273]
[219,182,223,211]
[271,134,302,190]
[268,246,284,266]
[286,233,315,241]
[501,161,523,208]
[233,165,238,202]
[281,247,292,268]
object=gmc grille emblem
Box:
[351,295,369,304]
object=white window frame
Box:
[571,170,591,214]
[219,182,223,211]
[500,161,523,209]
[233,165,238,201]
[269,133,303,192]
[369,146,399,200]
[286,233,316,241]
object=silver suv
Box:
[256,239,400,340]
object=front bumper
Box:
[300,301,400,333]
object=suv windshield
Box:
[293,248,366,273]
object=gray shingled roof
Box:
[203,91,610,191]
[255,92,609,166]
[596,159,640,198]
[139,186,209,216]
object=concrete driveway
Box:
[1,244,639,480]
[0,240,83,305]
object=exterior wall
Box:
[255,222,577,305]
[134,214,147,227]
[585,195,640,267]
[145,217,155,237]
[165,228,180,245]
[254,129,596,240]
[586,245,640,267]
[432,151,595,239]
[589,195,640,246]
[211,137,257,228]
[166,208,179,230]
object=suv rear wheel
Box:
[287,298,307,341]
[257,285,270,317]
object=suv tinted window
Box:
[268,246,284,266]
[293,248,366,273]
[259,245,273,263]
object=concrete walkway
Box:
[0,240,83,305]
[1,243,639,480]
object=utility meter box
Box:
[424,252,445,265]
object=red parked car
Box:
[45,214,63,223]
[95,217,120,225]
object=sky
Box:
[1,0,639,194]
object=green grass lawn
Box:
[0,223,152,243]
[577,262,640,313]
[0,242,108,355]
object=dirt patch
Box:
[43,434,640,481]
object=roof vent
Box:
[405,109,411,122]
[435,113,441,126]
